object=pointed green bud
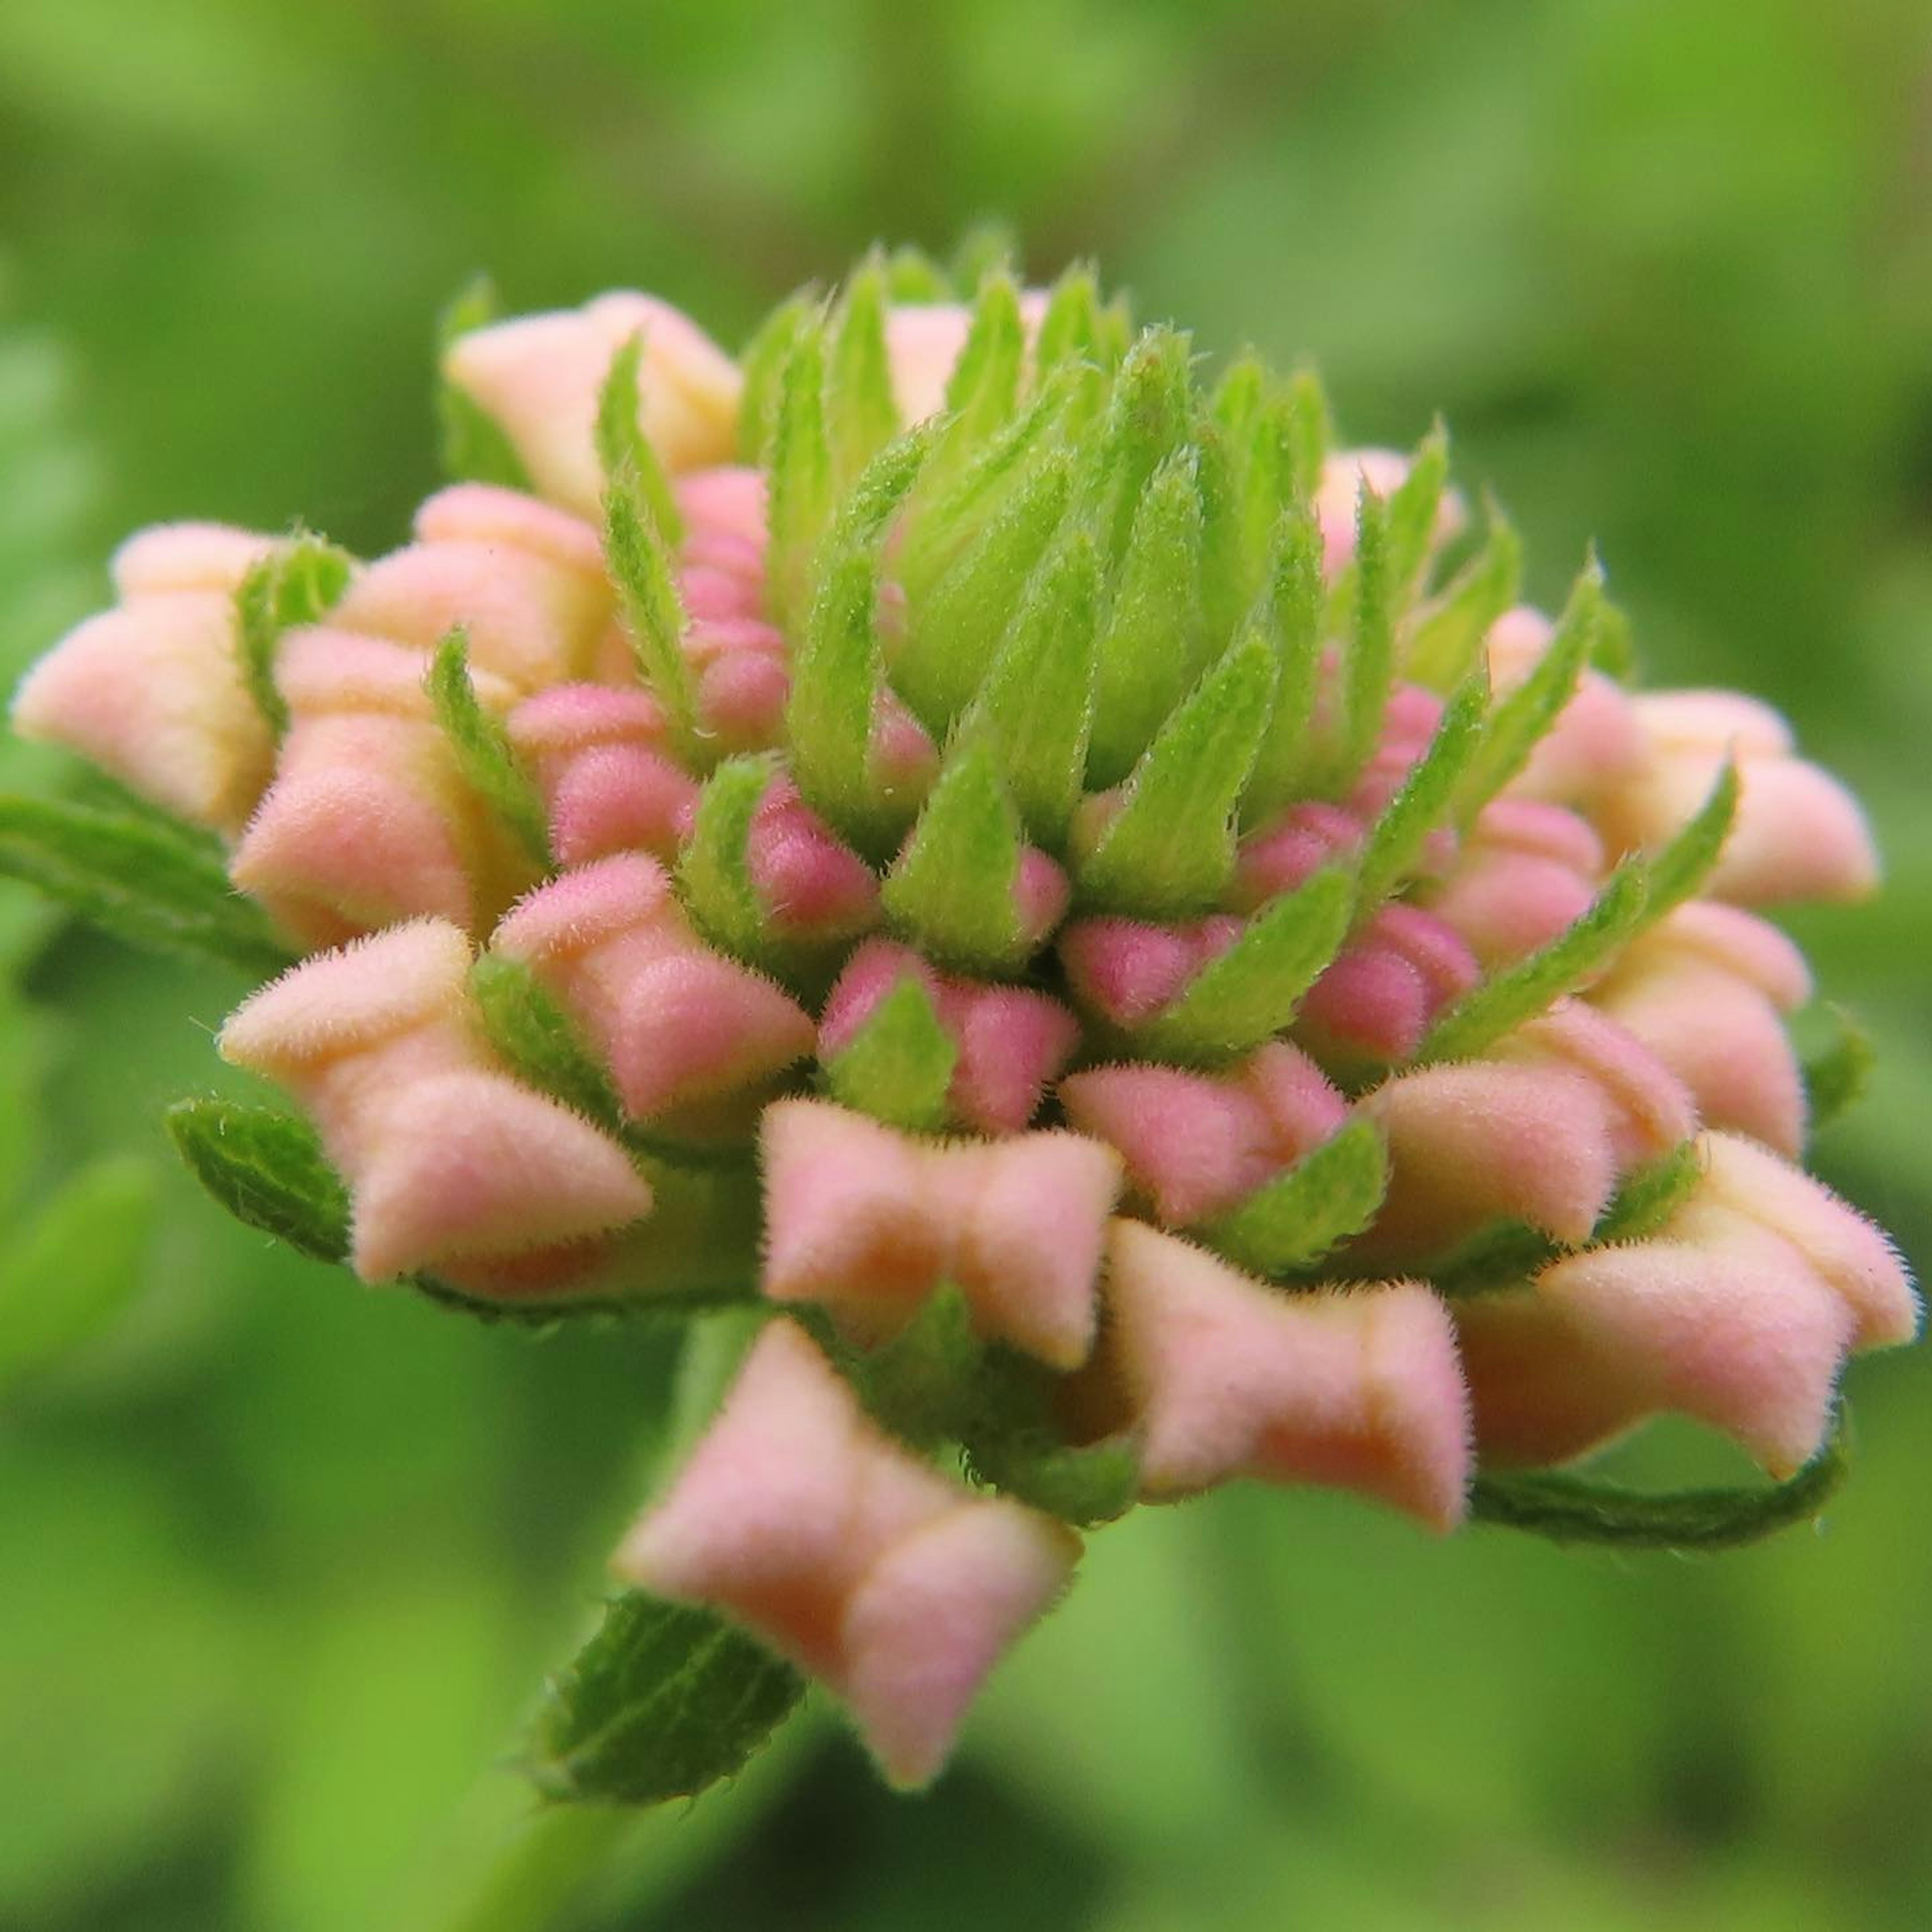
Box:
[824,973,958,1135]
[1281,368,1331,505]
[963,1352,1140,1526]
[166,1097,351,1265]
[1324,480,1395,797]
[604,473,701,762]
[1033,263,1104,375]
[961,520,1103,848]
[1404,500,1522,690]
[1081,327,1195,569]
[676,754,779,968]
[1352,671,1489,912]
[426,628,552,867]
[737,291,816,465]
[235,531,355,738]
[0,794,292,977]
[1382,419,1450,604]
[787,425,936,852]
[881,739,1025,974]
[827,253,900,488]
[883,247,953,302]
[854,1282,982,1444]
[1203,1117,1389,1275]
[1134,868,1356,1064]
[765,310,837,631]
[1079,631,1277,917]
[1799,1004,1874,1135]
[596,333,683,546]
[942,268,1026,443]
[1455,555,1600,824]
[1241,509,1327,827]
[1419,859,1649,1065]
[527,1591,803,1807]
[435,276,532,490]
[1594,596,1637,681]
[895,446,1075,733]
[950,224,1020,296]
[1086,450,1208,787]
[468,951,625,1135]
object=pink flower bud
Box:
[745,776,879,941]
[882,293,1050,425]
[219,919,652,1288]
[491,854,814,1134]
[681,615,791,751]
[675,465,768,554]
[1059,1043,1348,1226]
[760,1098,1120,1366]
[506,683,697,866]
[13,522,283,834]
[614,1318,1078,1788]
[229,629,535,945]
[1058,914,1243,1030]
[1296,904,1481,1066]
[1095,1220,1471,1527]
[1590,903,1812,1155]
[1424,798,1604,966]
[1234,800,1363,908]
[1595,690,1879,905]
[1484,608,1646,805]
[821,940,1080,1135]
[443,292,742,519]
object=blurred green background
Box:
[4,2,1931,1926]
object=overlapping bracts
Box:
[13,258,1914,1786]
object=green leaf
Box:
[883,247,952,303]
[1328,482,1394,794]
[0,794,293,977]
[1404,501,1522,690]
[676,755,780,968]
[764,310,835,631]
[881,740,1025,974]
[962,520,1102,847]
[234,531,355,738]
[1078,631,1277,916]
[1799,1004,1875,1135]
[1418,861,1649,1064]
[1471,1409,1849,1550]
[1131,869,1355,1064]
[0,1156,155,1393]
[1080,328,1195,569]
[595,333,683,545]
[1032,262,1104,374]
[1280,368,1331,506]
[942,268,1025,442]
[824,973,957,1133]
[426,629,552,867]
[604,472,701,761]
[1455,557,1600,823]
[526,1592,803,1808]
[1202,1119,1389,1275]
[737,292,816,465]
[1352,672,1489,912]
[436,276,533,491]
[895,445,1075,734]
[1639,759,1739,924]
[1590,1140,1703,1244]
[826,253,899,487]
[787,426,936,854]
[1382,419,1449,603]
[1240,510,1326,826]
[468,953,625,1135]
[964,1352,1140,1527]
[1087,451,1207,787]
[166,1098,351,1264]
[853,1282,982,1444]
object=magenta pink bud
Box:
[1097,1220,1471,1528]
[760,1098,1120,1366]
[1424,798,1604,966]
[442,293,742,519]
[1058,915,1242,1030]
[1233,801,1363,908]
[675,465,768,553]
[1296,905,1481,1066]
[821,940,1080,1135]
[614,1318,1078,1787]
[219,919,652,1287]
[492,854,814,1133]
[1060,1043,1348,1226]
[745,777,879,940]
[13,522,284,834]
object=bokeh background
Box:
[4,2,1931,1926]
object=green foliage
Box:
[435,276,533,491]
[1351,671,1488,912]
[942,268,1026,445]
[826,253,900,487]
[595,332,683,545]
[1800,1004,1875,1134]
[676,755,780,968]
[1641,760,1740,924]
[823,974,957,1133]
[881,741,1026,974]
[235,531,355,738]
[603,453,701,762]
[467,953,625,1136]
[166,1097,352,1266]
[526,1592,803,1807]
[763,310,834,632]
[1382,419,1448,603]
[0,793,293,977]
[1240,511,1327,826]
[1077,631,1277,916]
[426,629,552,867]
[1202,1119,1389,1276]
[1404,502,1522,690]
[1080,329,1194,570]
[1327,482,1395,795]
[736,291,815,466]
[1131,869,1355,1064]
[1590,1141,1704,1244]
[964,1351,1141,1527]
[853,1282,982,1443]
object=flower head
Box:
[10,251,1915,1792]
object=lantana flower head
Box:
[9,250,1915,1798]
